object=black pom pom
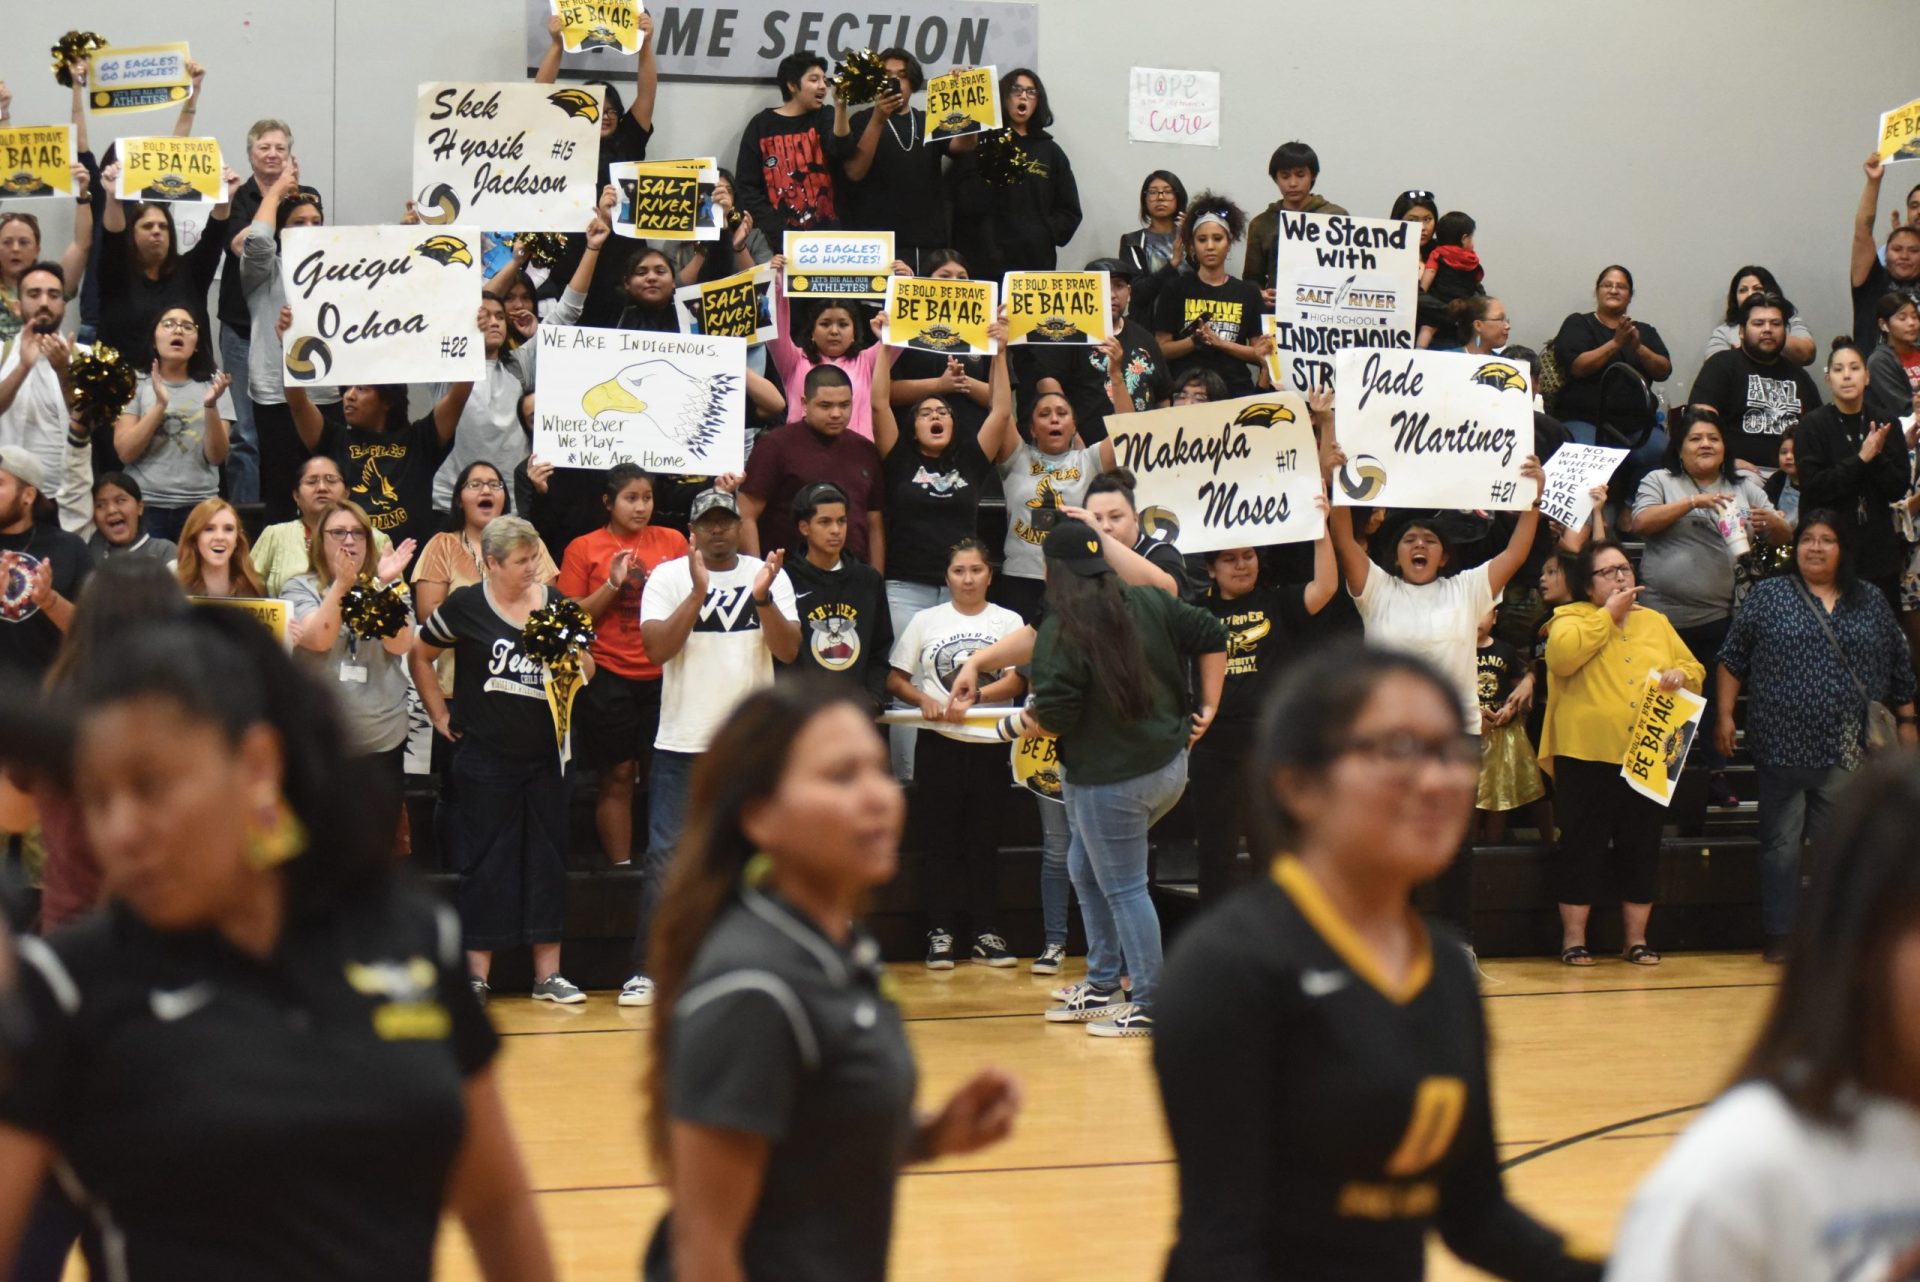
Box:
[340,581,411,641]
[51,32,109,87]
[522,599,598,672]
[70,344,138,432]
[833,49,891,106]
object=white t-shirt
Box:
[888,599,1025,743]
[1353,563,1497,732]
[641,554,798,753]
[0,338,93,536]
[1606,1082,1920,1282]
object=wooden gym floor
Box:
[416,950,1778,1280]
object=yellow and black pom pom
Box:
[70,344,137,432]
[341,580,411,641]
[51,32,109,87]
[833,49,890,106]
[522,599,597,673]
[516,233,567,269]
[976,129,1050,187]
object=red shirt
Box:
[741,421,886,562]
[558,524,690,680]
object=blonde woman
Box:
[173,497,266,598]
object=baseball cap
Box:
[1042,519,1111,577]
[1084,256,1135,280]
[688,487,740,522]
[0,445,46,494]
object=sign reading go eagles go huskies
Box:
[412,83,602,232]
[1331,349,1536,512]
[277,225,486,387]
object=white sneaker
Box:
[1087,1006,1153,1038]
[531,974,587,1004]
[618,975,656,1007]
[1044,983,1128,1023]
[1030,943,1066,976]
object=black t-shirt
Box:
[1852,259,1920,357]
[1136,532,1200,603]
[884,435,995,586]
[0,523,93,677]
[889,347,990,443]
[421,582,560,760]
[597,112,655,189]
[1551,312,1671,426]
[1,889,496,1282]
[1153,273,1266,396]
[735,107,841,234]
[1476,637,1523,711]
[841,107,950,249]
[326,415,454,554]
[1206,583,1308,724]
[1686,347,1825,469]
[1018,318,1167,444]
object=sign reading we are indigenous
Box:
[412,82,601,232]
[612,159,721,240]
[675,265,777,344]
[1004,272,1109,346]
[784,231,894,299]
[1879,98,1920,163]
[533,325,747,475]
[924,65,999,141]
[884,276,996,357]
[550,0,645,55]
[1106,393,1321,554]
[0,126,76,199]
[277,225,486,387]
[114,137,224,202]
[1621,670,1707,807]
[1271,209,1418,395]
[88,44,193,116]
[1332,349,1536,512]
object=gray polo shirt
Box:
[280,572,412,755]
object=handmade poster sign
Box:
[533,325,747,474]
[784,231,894,298]
[278,225,486,386]
[550,0,644,54]
[924,65,1000,140]
[1106,392,1320,553]
[1538,443,1627,530]
[1005,271,1109,346]
[1879,98,1920,162]
[0,126,76,198]
[1622,671,1707,807]
[412,83,601,231]
[113,136,224,202]
[1271,210,1418,395]
[674,265,778,344]
[191,596,289,645]
[1331,350,1535,511]
[1012,733,1063,803]
[1127,67,1220,148]
[884,276,997,357]
[612,159,720,240]
[88,44,193,115]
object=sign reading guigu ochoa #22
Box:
[1332,349,1536,511]
[533,325,747,476]
[277,225,486,387]
[413,82,602,232]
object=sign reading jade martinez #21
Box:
[1331,350,1536,512]
[1271,209,1418,395]
[277,225,486,387]
[1106,392,1322,554]
[412,83,602,232]
[533,325,747,475]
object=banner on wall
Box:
[533,325,747,474]
[113,137,224,202]
[0,126,76,198]
[1331,349,1535,511]
[88,44,193,116]
[784,231,894,299]
[1879,98,1920,163]
[278,225,486,387]
[1621,671,1707,807]
[527,2,1038,84]
[612,159,721,240]
[884,277,996,356]
[1271,209,1418,395]
[923,65,999,141]
[412,83,601,232]
[675,265,778,343]
[550,0,645,55]
[1004,272,1109,346]
[1127,67,1220,148]
[1538,443,1627,530]
[1106,393,1321,553]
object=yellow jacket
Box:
[1539,602,1705,774]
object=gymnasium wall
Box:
[9,0,1910,393]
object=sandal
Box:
[1559,945,1596,967]
[1622,943,1662,966]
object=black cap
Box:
[1042,519,1111,577]
[1083,256,1135,280]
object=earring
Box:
[245,797,309,870]
[741,851,773,889]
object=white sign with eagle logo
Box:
[1332,349,1536,512]
[278,224,485,386]
[533,325,746,475]
[412,82,603,232]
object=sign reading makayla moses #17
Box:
[1332,349,1535,511]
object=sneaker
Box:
[469,978,490,1007]
[1052,974,1127,1002]
[1762,936,1791,965]
[1087,1006,1153,1038]
[531,974,587,1004]
[926,930,957,970]
[619,975,656,1007]
[1030,943,1067,976]
[971,933,1017,967]
[1044,982,1127,1023]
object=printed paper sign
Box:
[1272,210,1419,395]
[1538,443,1627,530]
[1107,393,1321,553]
[278,225,486,387]
[784,231,894,299]
[114,137,224,202]
[550,0,644,55]
[924,65,1000,141]
[1012,733,1063,803]
[1127,67,1220,148]
[675,265,778,344]
[88,44,193,116]
[1005,272,1110,346]
[413,83,601,232]
[1332,349,1536,511]
[885,277,997,357]
[0,126,76,199]
[533,325,747,475]
[1621,671,1707,807]
[192,596,289,645]
[611,158,720,241]
[1879,98,1920,163]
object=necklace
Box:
[460,531,484,575]
[886,109,918,154]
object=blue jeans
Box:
[1037,794,1072,947]
[1064,751,1189,1011]
[884,579,949,779]
[631,748,697,971]
[219,326,258,504]
[1754,763,1846,939]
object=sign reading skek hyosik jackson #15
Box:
[1332,349,1536,512]
[277,225,486,386]
[413,83,602,232]
[533,326,747,475]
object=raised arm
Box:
[533,15,565,84]
[1854,153,1886,289]
[1302,493,1338,614]
[976,325,1017,463]
[199,373,232,464]
[870,315,899,457]
[171,62,206,137]
[1484,457,1545,596]
[1328,503,1373,598]
[432,381,475,447]
[631,11,659,130]
[57,168,93,291]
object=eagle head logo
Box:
[580,25,622,51]
[936,110,972,135]
[914,324,965,351]
[1337,454,1389,502]
[1232,402,1297,429]
[151,173,192,197]
[1,171,44,194]
[547,88,602,123]
[284,336,333,382]
[580,359,738,459]
[415,183,462,224]
[1470,361,1528,393]
[415,235,474,267]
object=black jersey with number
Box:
[1154,857,1604,1282]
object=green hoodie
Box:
[1242,193,1350,288]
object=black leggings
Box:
[912,730,1006,936]
[1553,756,1663,905]
[1190,720,1253,905]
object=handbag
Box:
[1793,579,1899,753]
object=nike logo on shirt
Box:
[149,982,216,1022]
[1299,969,1350,998]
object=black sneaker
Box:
[469,978,490,1007]
[926,929,957,970]
[971,933,1017,967]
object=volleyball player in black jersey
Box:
[1154,647,1604,1281]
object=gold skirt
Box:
[1477,718,1545,812]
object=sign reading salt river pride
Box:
[412,83,601,232]
[277,225,486,387]
[1271,210,1418,395]
[534,326,747,475]
[1332,350,1535,511]
[1106,393,1321,554]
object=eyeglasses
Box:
[1145,186,1176,197]
[463,479,506,492]
[324,529,365,543]
[1591,564,1633,580]
[1337,732,1481,771]
[1484,314,1511,324]
[157,317,199,333]
[1008,85,1038,98]
[301,473,345,487]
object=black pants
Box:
[989,574,1047,626]
[439,737,572,951]
[1553,756,1663,905]
[913,730,1005,936]
[1190,720,1253,905]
